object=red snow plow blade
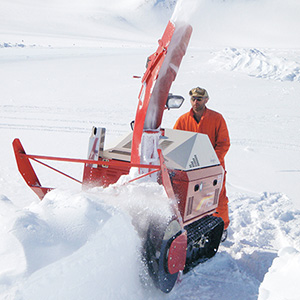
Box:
[12,20,225,293]
[13,138,53,200]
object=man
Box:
[174,87,230,233]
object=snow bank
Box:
[14,206,142,300]
[0,195,27,282]
[210,47,300,82]
[0,177,174,299]
[258,247,300,300]
[212,47,300,81]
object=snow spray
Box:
[171,0,201,24]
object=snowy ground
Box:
[1,0,300,299]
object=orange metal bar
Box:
[127,169,160,184]
[31,158,82,184]
[20,153,161,170]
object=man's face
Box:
[190,96,208,112]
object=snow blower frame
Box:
[13,21,225,293]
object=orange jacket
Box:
[174,108,230,167]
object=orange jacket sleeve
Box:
[213,115,230,167]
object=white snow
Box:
[258,247,300,300]
[1,0,300,299]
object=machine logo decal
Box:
[196,194,214,211]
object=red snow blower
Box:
[13,21,225,293]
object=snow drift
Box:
[211,47,300,82]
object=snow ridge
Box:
[211,47,300,82]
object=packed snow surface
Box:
[1,0,300,299]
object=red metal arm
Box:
[21,152,161,169]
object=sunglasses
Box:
[191,96,205,101]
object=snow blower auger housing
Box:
[12,21,225,293]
